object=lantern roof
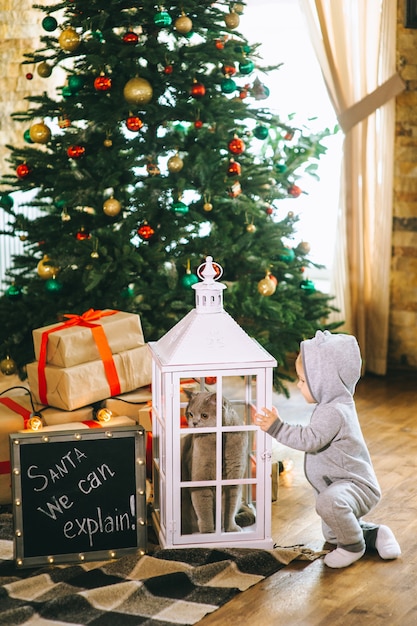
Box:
[149,256,277,368]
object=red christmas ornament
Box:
[284,130,294,140]
[228,136,245,155]
[137,224,155,240]
[215,39,225,50]
[76,227,91,240]
[222,64,236,76]
[126,115,143,131]
[26,72,33,80]
[67,145,85,158]
[163,64,173,74]
[265,205,274,215]
[122,30,139,44]
[288,184,302,198]
[16,163,31,179]
[227,159,241,176]
[190,81,206,98]
[194,119,203,129]
[94,74,112,91]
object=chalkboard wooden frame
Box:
[10,425,147,568]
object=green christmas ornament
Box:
[181,271,199,289]
[221,77,237,94]
[23,129,34,143]
[172,200,189,215]
[154,10,172,26]
[0,193,14,209]
[42,16,57,31]
[121,285,134,298]
[275,163,287,173]
[239,59,255,75]
[62,85,74,99]
[68,74,84,92]
[253,125,269,140]
[278,246,295,262]
[5,284,22,299]
[300,278,316,294]
[45,276,63,292]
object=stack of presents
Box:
[0,309,153,506]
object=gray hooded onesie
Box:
[267,330,381,550]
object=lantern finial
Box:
[193,255,226,313]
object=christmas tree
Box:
[0,0,339,392]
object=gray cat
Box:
[181,390,255,534]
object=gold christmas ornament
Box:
[257,274,277,296]
[37,255,60,280]
[59,27,81,52]
[167,153,184,173]
[174,14,193,34]
[246,223,256,233]
[224,11,240,29]
[103,138,113,148]
[296,240,311,254]
[103,197,122,216]
[29,121,51,144]
[37,61,53,78]
[203,201,213,212]
[123,77,153,105]
[0,355,17,375]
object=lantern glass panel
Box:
[178,374,258,537]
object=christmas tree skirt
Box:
[0,509,323,625]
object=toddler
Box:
[256,330,401,568]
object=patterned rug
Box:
[0,509,322,625]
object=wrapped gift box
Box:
[27,344,152,411]
[103,385,152,420]
[33,309,144,368]
[138,403,152,431]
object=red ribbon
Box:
[37,309,121,404]
[81,420,102,428]
[0,397,32,428]
[0,397,32,475]
[0,460,11,476]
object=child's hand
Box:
[255,407,279,432]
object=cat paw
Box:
[224,524,243,533]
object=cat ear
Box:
[183,388,196,400]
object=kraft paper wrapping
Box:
[37,415,137,432]
[27,345,152,411]
[103,385,152,419]
[32,310,145,368]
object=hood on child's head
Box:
[300,330,362,404]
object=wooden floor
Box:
[199,371,417,626]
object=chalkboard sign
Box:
[10,425,147,568]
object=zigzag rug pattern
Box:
[0,510,304,626]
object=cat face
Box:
[184,390,242,427]
[185,391,217,428]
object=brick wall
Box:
[390,1,417,368]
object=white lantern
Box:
[149,256,277,549]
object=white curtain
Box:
[300,0,404,374]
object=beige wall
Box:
[390,1,417,368]
[0,0,59,190]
